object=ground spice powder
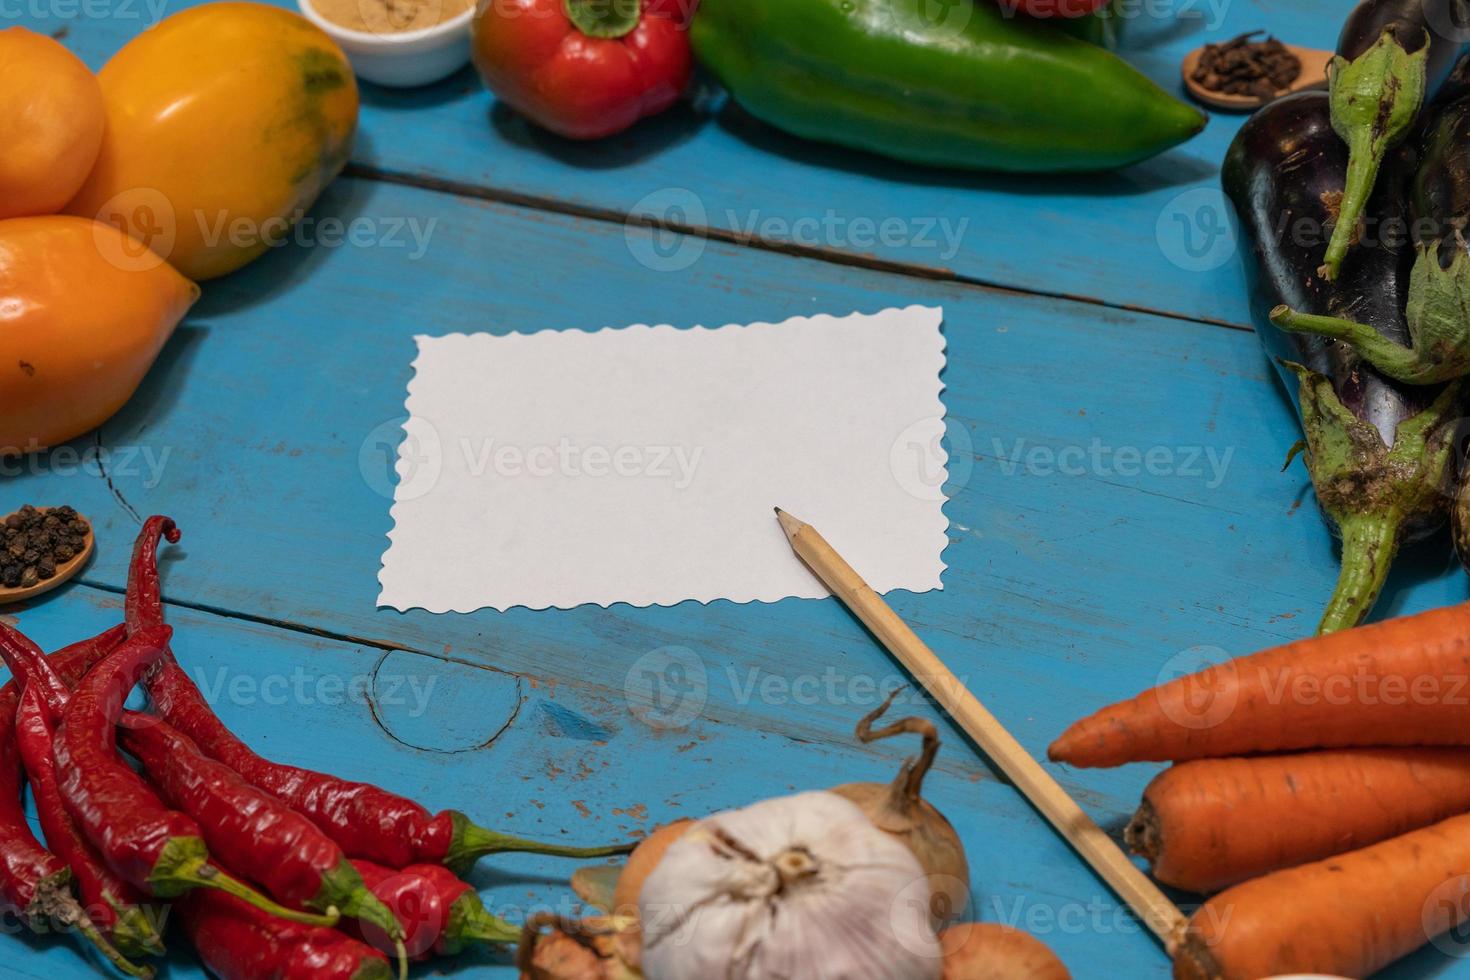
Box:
[311,0,472,35]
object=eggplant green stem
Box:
[444,812,634,875]
[1273,244,1470,385]
[1321,130,1383,280]
[1323,29,1429,280]
[1284,362,1464,635]
[1269,305,1436,382]
[1318,513,1402,634]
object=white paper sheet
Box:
[378,306,950,612]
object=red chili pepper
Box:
[130,517,632,872]
[0,619,74,713]
[52,626,339,928]
[120,716,409,977]
[8,624,166,958]
[0,629,154,978]
[17,683,169,961]
[182,888,393,980]
[471,0,693,140]
[349,859,517,959]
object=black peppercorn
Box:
[0,505,90,592]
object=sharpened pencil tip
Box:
[775,507,803,542]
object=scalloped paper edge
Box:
[378,306,950,614]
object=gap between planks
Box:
[344,162,1254,337]
[62,577,1135,811]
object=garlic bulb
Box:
[638,791,942,980]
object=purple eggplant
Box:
[1262,67,1470,382]
[1322,0,1470,280]
[1410,92,1470,574]
[1223,91,1464,634]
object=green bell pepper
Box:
[691,0,1206,172]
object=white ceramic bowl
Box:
[298,0,474,88]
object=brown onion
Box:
[517,914,640,980]
[612,819,694,918]
[939,923,1070,980]
[831,690,971,924]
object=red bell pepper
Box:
[471,0,693,140]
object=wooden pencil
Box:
[776,507,1186,949]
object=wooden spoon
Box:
[1182,42,1333,112]
[0,508,94,605]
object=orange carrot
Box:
[1049,603,1470,768]
[1129,748,1470,893]
[1174,810,1470,979]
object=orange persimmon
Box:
[0,28,105,219]
[0,216,199,455]
[66,3,359,281]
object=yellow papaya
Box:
[0,28,105,220]
[66,2,359,281]
[0,216,200,455]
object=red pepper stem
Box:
[195,865,342,928]
[150,838,340,927]
[318,862,409,980]
[563,0,641,38]
[443,893,521,954]
[107,897,169,959]
[33,874,155,979]
[443,812,634,874]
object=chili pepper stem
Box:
[1269,305,1432,382]
[1318,512,1403,635]
[31,874,155,979]
[444,812,634,874]
[319,864,409,980]
[72,905,157,979]
[107,897,168,959]
[443,893,521,955]
[350,962,394,980]
[150,838,339,926]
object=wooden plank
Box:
[19,0,1345,326]
[4,178,1467,977]
[2,584,1163,978]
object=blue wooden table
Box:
[5,1,1467,977]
